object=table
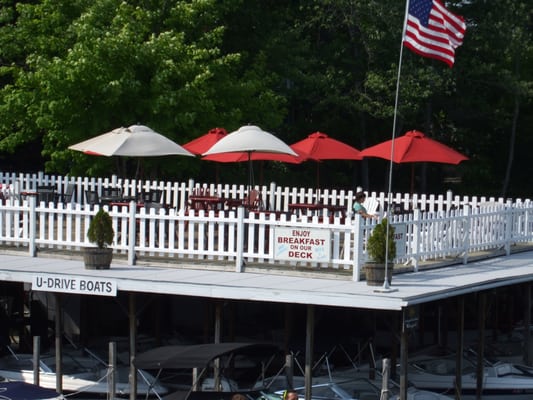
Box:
[100,196,123,205]
[20,190,39,202]
[188,196,226,212]
[21,191,54,204]
[109,201,145,209]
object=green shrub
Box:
[87,209,114,248]
[367,218,396,263]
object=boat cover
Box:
[133,342,279,370]
[0,381,62,400]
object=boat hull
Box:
[409,355,533,400]
[0,353,167,398]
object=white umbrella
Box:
[202,125,297,189]
[69,125,194,157]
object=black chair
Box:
[84,189,100,208]
[36,185,57,204]
[145,201,165,221]
[102,187,122,199]
[58,183,76,205]
[138,189,163,203]
[100,187,122,206]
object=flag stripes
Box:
[403,0,466,67]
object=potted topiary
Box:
[83,209,114,269]
[364,218,396,286]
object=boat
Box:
[408,351,533,399]
[255,342,453,400]
[273,380,452,400]
[0,349,167,398]
[133,342,281,400]
[0,379,64,400]
[256,370,453,400]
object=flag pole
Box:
[379,0,410,293]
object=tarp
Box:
[133,342,279,370]
[0,381,62,400]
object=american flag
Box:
[403,0,466,67]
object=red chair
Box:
[244,190,264,212]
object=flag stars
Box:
[409,0,432,26]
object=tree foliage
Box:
[0,0,532,197]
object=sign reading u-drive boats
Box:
[32,274,117,296]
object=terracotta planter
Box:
[364,262,393,286]
[83,247,113,270]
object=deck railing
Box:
[1,193,532,281]
[0,171,519,214]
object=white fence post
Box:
[127,202,137,265]
[269,182,276,211]
[29,196,37,257]
[235,207,245,272]
[352,217,362,282]
[412,209,421,272]
[504,203,513,256]
[462,206,471,264]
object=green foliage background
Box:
[0,0,531,197]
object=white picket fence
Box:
[1,193,532,281]
[1,172,532,281]
[0,171,517,214]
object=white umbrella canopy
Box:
[202,125,297,190]
[69,125,194,157]
[202,125,297,157]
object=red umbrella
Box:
[182,127,228,183]
[182,127,228,154]
[361,130,468,192]
[290,131,363,188]
[291,131,363,161]
[360,130,468,164]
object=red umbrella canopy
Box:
[361,130,468,164]
[290,131,363,160]
[183,127,228,155]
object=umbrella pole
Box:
[259,160,264,186]
[135,158,142,180]
[316,162,320,191]
[247,151,253,197]
[410,164,415,194]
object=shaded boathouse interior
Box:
[1,280,532,374]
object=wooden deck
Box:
[1,246,533,311]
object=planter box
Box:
[83,248,113,270]
[364,262,393,286]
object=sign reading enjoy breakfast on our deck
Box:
[32,274,117,297]
[274,227,331,262]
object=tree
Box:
[0,0,532,197]
[0,0,286,179]
[455,0,533,197]
[277,0,465,192]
